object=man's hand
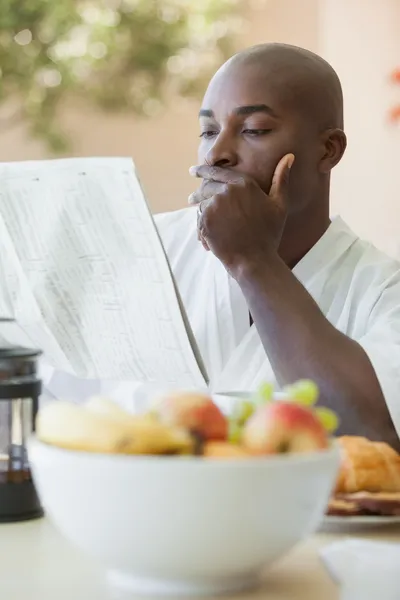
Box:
[188,154,294,274]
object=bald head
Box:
[198,42,347,226]
[217,43,344,130]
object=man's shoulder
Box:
[352,236,400,286]
[346,231,400,322]
[329,216,400,284]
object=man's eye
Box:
[242,129,272,136]
[199,131,218,139]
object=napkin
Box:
[320,539,400,599]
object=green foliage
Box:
[0,0,242,151]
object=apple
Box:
[242,401,329,455]
[154,391,228,441]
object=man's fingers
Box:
[188,180,224,205]
[269,153,295,201]
[189,164,245,185]
[198,197,213,214]
[198,233,210,251]
[197,226,210,250]
[196,202,210,250]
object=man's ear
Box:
[319,128,347,173]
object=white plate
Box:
[321,515,400,532]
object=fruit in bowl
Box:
[29,380,340,596]
[36,379,338,459]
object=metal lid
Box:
[0,347,41,359]
[0,319,41,360]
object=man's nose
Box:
[205,132,238,168]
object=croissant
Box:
[334,435,400,494]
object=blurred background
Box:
[0,0,399,256]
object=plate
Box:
[320,514,400,532]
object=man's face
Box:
[198,62,323,214]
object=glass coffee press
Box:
[0,318,43,522]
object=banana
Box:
[84,396,132,420]
[36,401,128,453]
[121,417,193,455]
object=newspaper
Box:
[0,158,208,388]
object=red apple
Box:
[155,391,228,441]
[242,402,329,455]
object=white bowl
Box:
[28,438,340,597]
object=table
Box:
[1,518,400,599]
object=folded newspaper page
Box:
[0,157,208,388]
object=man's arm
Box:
[233,254,399,448]
[191,159,399,447]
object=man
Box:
[155,43,400,447]
[41,43,400,446]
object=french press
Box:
[0,319,43,522]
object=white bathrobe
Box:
[40,208,400,431]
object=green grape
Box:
[232,400,255,425]
[314,407,340,434]
[284,379,319,406]
[256,382,274,405]
[228,420,243,444]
